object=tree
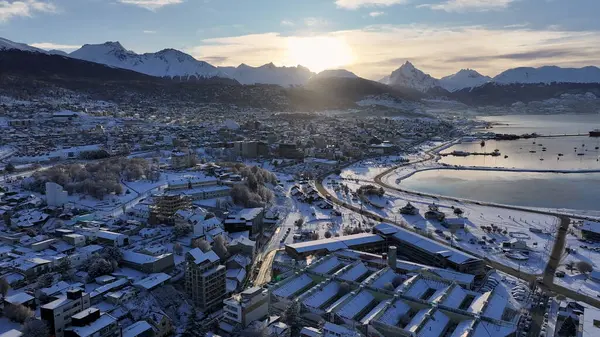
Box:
[566,261,575,273]
[87,258,114,279]
[192,238,212,252]
[213,235,229,260]
[174,243,183,255]
[4,304,33,323]
[339,282,351,294]
[5,162,15,173]
[102,247,124,265]
[454,208,464,216]
[37,273,54,289]
[295,218,304,228]
[0,277,10,298]
[392,275,404,288]
[324,231,332,239]
[174,223,192,238]
[577,261,593,274]
[22,318,50,337]
[383,282,394,291]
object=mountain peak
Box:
[439,68,491,91]
[100,41,125,51]
[383,61,439,92]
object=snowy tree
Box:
[5,162,15,173]
[101,247,123,265]
[192,239,211,252]
[37,273,54,289]
[22,318,50,337]
[4,304,33,323]
[87,258,114,279]
[324,231,332,238]
[174,243,183,255]
[577,261,593,274]
[174,223,192,238]
[213,235,229,260]
[0,277,9,298]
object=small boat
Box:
[480,140,485,147]
[533,141,536,144]
[596,146,599,150]
[578,153,585,156]
[558,153,564,156]
[504,155,508,159]
[540,158,544,161]
[529,150,537,153]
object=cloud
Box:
[203,56,228,64]
[30,42,80,50]
[335,0,407,10]
[187,25,600,80]
[0,0,56,22]
[118,0,183,11]
[419,0,515,12]
[280,20,294,27]
[304,17,329,27]
[143,30,157,34]
[369,11,385,17]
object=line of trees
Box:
[23,158,158,200]
[230,165,276,207]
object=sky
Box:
[2,0,600,79]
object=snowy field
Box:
[554,224,600,297]
[323,174,559,274]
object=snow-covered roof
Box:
[337,290,375,320]
[417,310,449,337]
[392,230,479,265]
[122,321,153,337]
[287,233,383,254]
[339,262,369,282]
[581,221,600,234]
[405,308,431,333]
[471,321,516,337]
[226,268,247,283]
[310,256,343,274]
[188,248,219,265]
[370,268,399,289]
[449,319,476,337]
[65,313,117,337]
[4,292,34,305]
[378,299,410,326]
[303,282,340,309]
[133,273,171,290]
[272,274,313,299]
[441,285,468,308]
[482,292,508,320]
[582,307,600,337]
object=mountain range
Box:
[2,36,600,109]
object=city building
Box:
[221,287,270,332]
[150,194,192,224]
[374,223,484,275]
[285,233,386,259]
[232,141,269,158]
[224,208,265,236]
[185,248,227,312]
[170,149,197,169]
[121,251,174,274]
[580,221,600,242]
[269,249,519,337]
[41,288,91,337]
[45,182,69,207]
[64,308,120,337]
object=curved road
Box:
[315,143,600,308]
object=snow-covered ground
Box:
[554,224,600,297]
[324,171,559,274]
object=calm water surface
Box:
[404,114,600,210]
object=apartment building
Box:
[40,288,91,337]
[150,194,192,224]
[185,248,226,312]
[222,287,270,329]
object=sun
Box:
[286,36,354,73]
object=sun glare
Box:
[286,36,354,73]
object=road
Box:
[315,142,600,308]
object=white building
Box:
[223,287,270,328]
[46,182,69,207]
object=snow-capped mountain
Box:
[314,69,358,79]
[218,63,314,87]
[70,42,229,79]
[380,61,440,92]
[439,69,491,92]
[493,66,600,84]
[0,37,44,53]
